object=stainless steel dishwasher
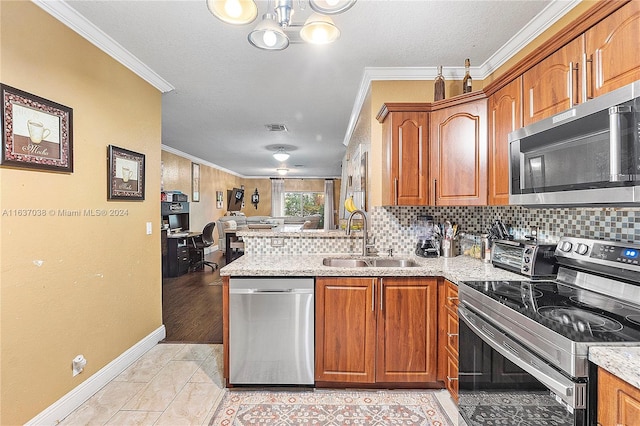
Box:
[228,277,314,385]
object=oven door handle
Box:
[458,305,582,409]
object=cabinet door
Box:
[430,98,488,206]
[315,277,376,383]
[598,368,640,426]
[376,277,437,383]
[522,37,583,126]
[488,78,522,205]
[585,0,640,100]
[381,109,430,206]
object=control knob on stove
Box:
[559,241,573,252]
[522,265,530,272]
[575,243,589,255]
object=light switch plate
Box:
[146,222,152,235]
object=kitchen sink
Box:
[322,258,369,268]
[322,257,419,268]
[369,258,419,267]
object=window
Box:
[284,191,324,226]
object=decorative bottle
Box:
[462,58,472,93]
[434,65,445,101]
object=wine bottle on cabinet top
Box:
[434,65,445,101]
[462,58,472,93]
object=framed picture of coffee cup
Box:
[107,145,145,200]
[0,84,73,172]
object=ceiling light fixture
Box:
[208,0,356,51]
[277,167,289,176]
[273,148,290,162]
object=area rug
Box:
[209,389,454,425]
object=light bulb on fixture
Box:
[263,30,277,47]
[273,148,290,162]
[248,13,289,50]
[207,0,258,25]
[300,13,340,44]
[277,167,289,176]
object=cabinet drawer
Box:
[445,309,459,357]
[444,280,459,313]
[445,352,459,402]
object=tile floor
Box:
[61,343,461,425]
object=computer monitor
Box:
[168,214,181,231]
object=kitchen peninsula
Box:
[220,228,525,392]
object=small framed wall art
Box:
[0,84,73,172]
[107,145,145,200]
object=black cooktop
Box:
[462,280,640,343]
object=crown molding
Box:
[162,144,243,177]
[31,0,175,93]
[342,0,580,146]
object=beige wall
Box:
[0,2,163,424]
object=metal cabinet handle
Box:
[371,279,375,312]
[394,178,398,205]
[447,333,459,338]
[584,53,594,100]
[447,296,459,301]
[569,61,579,107]
[433,179,437,204]
[446,376,459,382]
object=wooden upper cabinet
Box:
[522,37,583,126]
[315,277,377,383]
[584,0,640,100]
[430,94,488,206]
[488,78,522,205]
[376,277,437,383]
[377,104,430,206]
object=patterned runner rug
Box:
[209,389,454,425]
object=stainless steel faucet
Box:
[346,209,373,256]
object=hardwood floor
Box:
[161,250,225,343]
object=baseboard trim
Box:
[26,325,166,425]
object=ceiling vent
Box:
[265,124,288,132]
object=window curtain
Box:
[323,179,335,230]
[271,178,285,217]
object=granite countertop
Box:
[236,229,353,238]
[219,254,524,284]
[589,347,640,389]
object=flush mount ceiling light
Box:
[208,0,356,51]
[277,167,289,176]
[273,147,290,162]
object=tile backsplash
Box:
[371,205,640,256]
[240,206,640,257]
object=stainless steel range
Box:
[458,236,640,426]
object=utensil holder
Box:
[441,239,458,257]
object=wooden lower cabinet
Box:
[315,276,438,385]
[598,368,640,426]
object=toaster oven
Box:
[491,239,558,278]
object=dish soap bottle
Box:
[434,65,445,101]
[462,58,472,93]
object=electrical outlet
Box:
[271,237,284,247]
[72,355,87,376]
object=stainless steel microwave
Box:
[509,80,640,206]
